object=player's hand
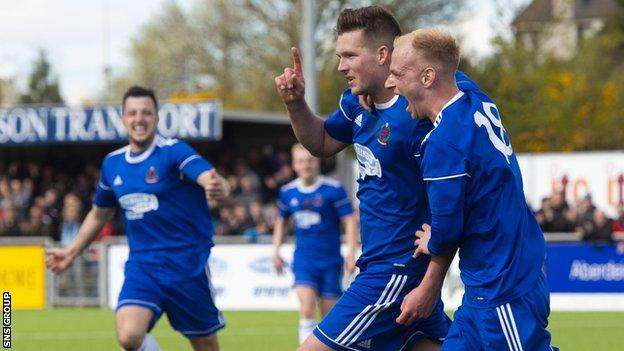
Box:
[204,170,229,201]
[358,94,374,112]
[273,253,285,275]
[275,47,306,105]
[413,223,432,258]
[396,285,438,325]
[45,247,76,274]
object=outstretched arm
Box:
[46,205,116,273]
[275,47,347,157]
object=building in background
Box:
[513,0,621,59]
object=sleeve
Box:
[420,140,469,255]
[323,90,360,144]
[426,178,466,255]
[276,190,291,219]
[421,139,469,182]
[171,141,213,181]
[93,161,118,208]
[332,186,354,218]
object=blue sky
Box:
[0,0,530,104]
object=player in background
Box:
[386,28,558,350]
[273,143,358,344]
[274,6,466,351]
[46,86,229,351]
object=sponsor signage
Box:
[0,101,221,145]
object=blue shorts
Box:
[442,273,558,351]
[313,266,450,351]
[293,260,343,299]
[116,259,225,339]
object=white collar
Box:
[296,177,322,193]
[433,91,464,127]
[374,95,399,110]
[125,135,159,164]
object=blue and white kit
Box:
[420,81,556,350]
[278,176,354,298]
[94,135,224,338]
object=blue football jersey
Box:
[94,135,214,277]
[324,91,432,273]
[278,176,354,266]
[420,87,546,308]
[324,71,479,273]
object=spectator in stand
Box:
[0,207,21,236]
[237,175,261,209]
[611,204,624,233]
[19,205,54,237]
[539,192,573,232]
[581,209,614,243]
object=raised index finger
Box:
[291,47,302,74]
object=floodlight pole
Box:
[301,0,318,113]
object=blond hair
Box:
[291,143,310,157]
[395,28,459,79]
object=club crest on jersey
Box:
[377,122,391,145]
[145,166,159,184]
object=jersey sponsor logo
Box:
[145,166,159,184]
[293,210,321,229]
[474,102,513,163]
[113,175,123,186]
[376,122,391,145]
[119,193,159,220]
[354,143,382,180]
[354,113,363,127]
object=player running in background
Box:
[273,143,358,344]
[46,86,229,351]
[386,28,557,350]
[275,6,457,351]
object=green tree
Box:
[114,0,465,111]
[19,49,63,104]
[463,2,624,152]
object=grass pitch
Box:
[12,308,624,350]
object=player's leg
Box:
[293,260,324,344]
[115,263,164,351]
[318,263,342,317]
[295,285,320,344]
[162,265,225,350]
[320,297,337,317]
[189,334,220,351]
[299,334,335,351]
[410,339,442,351]
[115,305,154,351]
[488,273,556,351]
[403,297,449,351]
[439,305,480,351]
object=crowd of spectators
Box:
[1,151,623,246]
[0,143,300,242]
[534,191,624,243]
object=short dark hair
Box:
[336,6,401,49]
[122,85,158,113]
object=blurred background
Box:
[0,0,623,350]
